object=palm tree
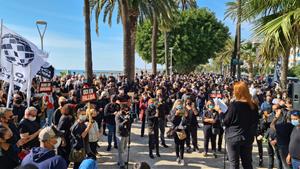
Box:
[91,0,175,81]
[175,0,197,10]
[225,0,243,79]
[242,0,300,89]
[84,0,93,84]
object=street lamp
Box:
[36,20,47,51]
[169,47,174,78]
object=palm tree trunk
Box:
[129,9,138,80]
[164,31,169,75]
[119,0,134,82]
[280,46,290,90]
[84,0,93,85]
[151,16,158,75]
[248,60,254,81]
[236,0,241,80]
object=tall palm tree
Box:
[175,0,197,10]
[243,0,300,89]
[84,0,93,84]
[91,0,175,81]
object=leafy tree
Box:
[136,8,229,73]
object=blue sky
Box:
[0,0,252,71]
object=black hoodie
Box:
[21,147,67,169]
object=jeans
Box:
[46,109,54,126]
[227,139,253,169]
[117,136,128,167]
[186,125,198,149]
[292,158,300,169]
[107,124,117,147]
[278,145,290,169]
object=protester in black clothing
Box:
[57,104,74,165]
[224,81,259,169]
[0,126,22,169]
[184,98,199,153]
[202,100,219,157]
[18,107,41,150]
[104,95,120,151]
[97,91,110,136]
[170,100,187,165]
[70,108,93,169]
[139,92,149,137]
[52,96,67,126]
[12,93,26,122]
[270,104,294,169]
[146,99,160,159]
[156,89,168,148]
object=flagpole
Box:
[6,64,14,108]
[0,19,3,68]
[26,65,31,107]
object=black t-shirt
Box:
[70,121,87,150]
[289,127,300,160]
[0,145,20,169]
[12,104,26,122]
[203,109,220,128]
[117,94,130,103]
[275,120,294,146]
[58,115,74,143]
[104,103,120,125]
[18,119,40,149]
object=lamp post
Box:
[169,47,174,79]
[36,20,47,51]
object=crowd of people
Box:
[0,72,299,169]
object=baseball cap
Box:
[39,126,64,142]
[291,110,300,117]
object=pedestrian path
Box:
[71,122,272,169]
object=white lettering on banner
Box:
[0,25,48,92]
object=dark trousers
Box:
[267,142,282,169]
[226,139,253,169]
[218,127,224,150]
[174,134,185,159]
[107,124,117,147]
[158,118,166,144]
[141,116,146,137]
[203,126,216,153]
[149,128,159,154]
[90,142,98,155]
[256,137,263,160]
[186,125,198,148]
[278,145,290,169]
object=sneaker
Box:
[114,144,118,149]
[176,158,181,164]
[202,152,208,157]
[107,145,112,151]
[149,154,155,159]
[186,147,192,153]
[213,153,217,158]
[181,159,185,166]
[156,152,161,157]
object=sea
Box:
[55,69,123,77]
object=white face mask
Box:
[53,137,61,149]
[79,115,87,122]
[28,116,36,121]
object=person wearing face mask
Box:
[115,104,131,169]
[146,99,160,159]
[21,126,67,169]
[286,110,300,169]
[12,93,26,122]
[70,108,93,169]
[18,107,41,150]
[0,126,23,169]
[85,108,101,155]
[57,104,75,165]
[202,100,220,158]
[184,98,199,153]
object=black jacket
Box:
[115,112,130,137]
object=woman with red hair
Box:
[224,81,259,169]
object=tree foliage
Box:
[136,8,230,73]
